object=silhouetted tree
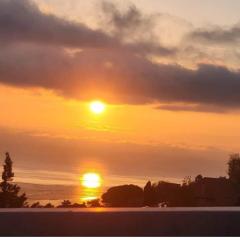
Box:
[87,198,101,207]
[30,202,55,208]
[0,153,27,207]
[71,202,86,208]
[178,176,196,206]
[195,174,203,183]
[57,200,72,208]
[143,181,158,206]
[44,203,54,208]
[182,176,192,186]
[228,153,240,186]
[57,200,86,208]
[30,202,43,208]
[102,185,144,207]
[155,181,181,207]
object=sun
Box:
[81,173,102,188]
[90,100,106,114]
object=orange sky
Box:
[0,83,239,186]
[1,0,240,188]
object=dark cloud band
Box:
[0,0,240,113]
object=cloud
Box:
[1,43,240,108]
[156,103,234,114]
[0,128,229,180]
[100,1,192,47]
[101,1,156,41]
[100,1,179,55]
[0,0,174,56]
[188,23,240,45]
[0,0,240,112]
[0,0,116,48]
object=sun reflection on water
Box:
[80,186,102,203]
[79,172,102,203]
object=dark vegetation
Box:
[102,184,143,207]
[0,153,27,208]
[1,152,240,208]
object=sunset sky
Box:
[1,0,240,188]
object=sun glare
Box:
[90,100,106,114]
[81,173,102,188]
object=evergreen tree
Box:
[0,152,27,208]
[143,181,158,206]
[58,200,72,208]
[228,153,240,185]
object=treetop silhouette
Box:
[0,152,27,208]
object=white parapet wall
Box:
[0,207,240,236]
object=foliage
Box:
[30,202,42,208]
[57,200,72,208]
[87,198,101,207]
[102,184,144,207]
[71,202,86,208]
[154,181,182,207]
[143,181,158,206]
[44,203,55,208]
[195,174,203,183]
[0,153,27,208]
[228,153,240,185]
[57,200,86,208]
[182,176,192,186]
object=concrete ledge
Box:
[0,208,240,236]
